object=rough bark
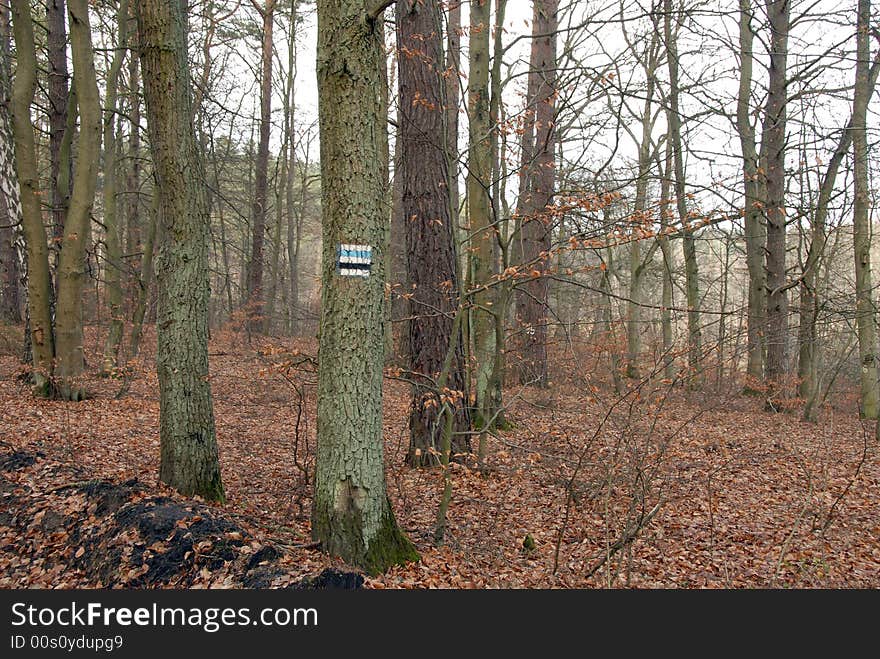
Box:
[246,0,276,333]
[515,0,557,387]
[136,0,225,501]
[396,0,469,466]
[762,0,790,392]
[311,0,417,574]
[737,0,766,384]
[47,0,70,270]
[10,0,55,393]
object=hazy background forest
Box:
[0,0,878,588]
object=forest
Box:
[0,0,878,589]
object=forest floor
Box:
[1,323,878,589]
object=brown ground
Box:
[1,323,878,588]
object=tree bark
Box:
[10,0,55,394]
[515,0,558,387]
[53,0,101,401]
[737,0,766,385]
[762,0,790,394]
[396,0,469,466]
[467,0,495,430]
[852,0,878,419]
[136,0,225,501]
[246,0,276,333]
[311,0,418,574]
[47,0,70,272]
[101,0,130,374]
[664,0,701,381]
[0,1,21,323]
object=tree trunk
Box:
[762,0,790,395]
[47,0,70,273]
[466,0,495,431]
[101,0,130,375]
[515,0,557,387]
[53,0,101,401]
[124,12,141,318]
[311,0,418,574]
[128,184,157,361]
[396,0,470,467]
[10,0,55,394]
[246,0,276,334]
[0,4,21,323]
[737,0,766,386]
[852,0,878,419]
[137,0,225,501]
[664,0,701,381]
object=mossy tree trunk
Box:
[10,0,55,394]
[311,0,418,574]
[136,0,225,502]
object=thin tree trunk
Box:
[0,2,21,323]
[664,0,701,381]
[738,0,766,385]
[137,0,225,501]
[246,0,276,333]
[47,0,70,274]
[128,186,157,361]
[101,0,130,375]
[467,0,495,433]
[852,0,878,419]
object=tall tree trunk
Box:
[0,1,22,323]
[246,0,276,334]
[852,0,878,419]
[397,0,469,467]
[762,0,790,395]
[101,0,130,375]
[624,28,658,380]
[445,0,461,231]
[659,144,675,381]
[137,0,225,501]
[664,0,701,381]
[10,0,55,394]
[737,0,766,385]
[47,0,70,273]
[515,0,557,387]
[467,0,495,432]
[53,0,101,401]
[124,12,141,316]
[311,0,418,574]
